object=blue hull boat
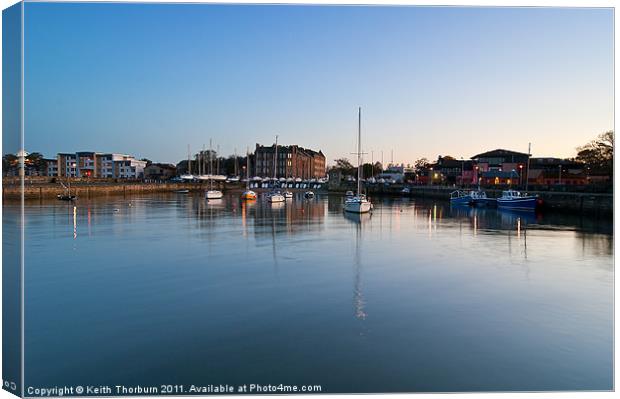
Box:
[449,190,472,205]
[496,190,540,210]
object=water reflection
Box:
[22,194,613,257]
[344,211,371,321]
[16,193,614,392]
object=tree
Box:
[140,158,153,167]
[414,158,430,173]
[3,154,18,176]
[576,131,613,177]
[332,158,356,176]
[362,163,375,178]
[25,152,47,174]
[334,158,354,170]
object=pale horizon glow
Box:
[22,3,613,166]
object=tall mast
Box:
[188,144,191,175]
[234,148,238,176]
[358,107,362,196]
[202,144,206,176]
[209,139,213,190]
[246,147,250,190]
[216,144,220,175]
[274,135,278,180]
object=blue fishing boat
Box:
[496,190,540,210]
[449,190,472,205]
[470,190,497,207]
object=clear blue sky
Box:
[23,3,613,165]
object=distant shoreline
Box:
[2,179,612,217]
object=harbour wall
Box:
[328,184,613,216]
[2,181,232,200]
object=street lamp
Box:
[558,164,562,185]
[518,164,524,187]
[429,167,433,186]
[474,165,479,187]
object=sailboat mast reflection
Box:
[346,212,370,320]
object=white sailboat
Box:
[267,135,285,203]
[206,139,223,200]
[344,107,372,214]
[241,147,257,200]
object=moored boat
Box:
[497,190,540,210]
[240,148,257,200]
[345,194,373,213]
[344,107,372,214]
[470,189,493,206]
[304,191,315,199]
[57,194,76,201]
[449,190,472,205]
[205,139,223,200]
[241,190,257,200]
[284,191,293,199]
[206,190,223,199]
[267,191,285,203]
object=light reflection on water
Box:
[7,192,613,392]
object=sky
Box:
[22,2,613,165]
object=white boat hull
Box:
[268,194,285,203]
[205,190,223,199]
[344,200,372,213]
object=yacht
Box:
[205,139,223,200]
[267,135,285,203]
[344,107,372,214]
[240,148,257,200]
[268,190,285,203]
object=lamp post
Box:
[525,143,531,191]
[558,164,562,185]
[429,167,433,186]
[475,165,479,187]
[518,164,524,187]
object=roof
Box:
[472,149,529,159]
[481,170,520,178]
[255,143,325,158]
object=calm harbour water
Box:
[8,192,613,393]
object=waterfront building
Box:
[479,170,520,186]
[471,149,529,173]
[527,158,587,186]
[57,153,78,177]
[254,143,326,179]
[44,158,58,176]
[429,156,478,185]
[144,163,177,180]
[54,152,146,179]
[375,165,414,183]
